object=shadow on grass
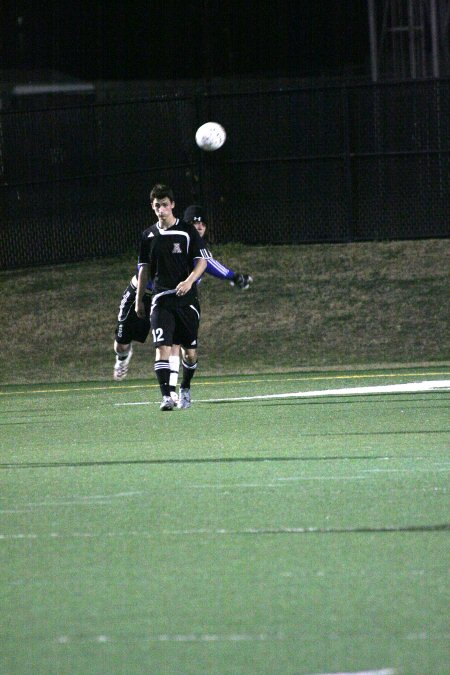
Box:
[238,524,450,534]
[0,453,431,469]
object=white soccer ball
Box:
[195,122,226,152]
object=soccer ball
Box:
[195,122,226,152]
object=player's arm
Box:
[205,258,235,280]
[135,232,152,317]
[132,267,153,291]
[135,264,149,318]
[176,231,212,296]
[205,258,253,290]
[176,257,207,296]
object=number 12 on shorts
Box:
[152,328,164,342]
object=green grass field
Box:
[1,367,449,674]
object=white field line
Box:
[182,463,450,489]
[25,491,145,506]
[114,380,450,406]
[0,524,447,540]
[0,491,146,513]
[3,370,449,398]
[2,468,447,513]
[276,465,450,481]
[307,670,396,675]
[2,467,447,514]
[55,632,284,644]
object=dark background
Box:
[1,1,448,270]
[1,0,369,81]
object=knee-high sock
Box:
[154,360,171,397]
[180,359,197,389]
[168,355,180,391]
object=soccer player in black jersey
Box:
[135,184,212,410]
[113,205,253,385]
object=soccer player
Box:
[113,205,253,391]
[183,205,253,290]
[134,185,212,410]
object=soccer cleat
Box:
[169,390,179,404]
[113,346,133,381]
[230,273,253,290]
[160,395,175,411]
[177,388,191,409]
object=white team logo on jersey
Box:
[172,243,182,254]
[147,232,155,238]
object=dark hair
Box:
[150,183,175,203]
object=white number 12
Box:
[152,328,164,342]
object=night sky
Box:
[2,1,370,81]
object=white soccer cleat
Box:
[113,346,133,381]
[177,388,191,409]
[160,395,175,411]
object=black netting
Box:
[1,79,448,269]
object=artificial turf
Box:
[1,368,448,674]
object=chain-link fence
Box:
[1,79,448,269]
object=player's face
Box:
[152,197,175,222]
[192,220,206,238]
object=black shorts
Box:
[115,283,152,344]
[150,299,201,349]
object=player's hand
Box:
[135,299,145,318]
[230,273,253,290]
[176,280,192,296]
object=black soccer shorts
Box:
[115,283,151,344]
[150,300,200,349]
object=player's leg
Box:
[156,344,175,410]
[113,283,136,380]
[169,344,181,402]
[114,284,150,380]
[173,303,201,409]
[178,346,198,409]
[113,339,134,381]
[151,305,176,410]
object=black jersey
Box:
[138,218,212,304]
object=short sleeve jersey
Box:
[138,218,212,303]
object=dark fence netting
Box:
[0,79,448,269]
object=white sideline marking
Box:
[0,491,145,513]
[27,491,144,505]
[307,670,396,675]
[54,632,283,644]
[95,635,110,643]
[2,370,449,397]
[2,466,447,513]
[276,465,450,482]
[114,380,450,406]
